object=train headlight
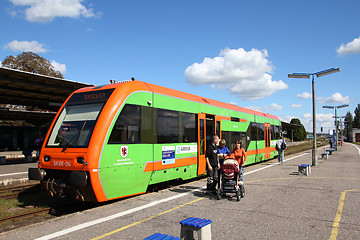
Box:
[77,157,85,164]
[44,156,51,162]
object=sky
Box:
[1,0,359,133]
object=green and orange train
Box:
[29,80,281,202]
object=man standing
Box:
[276,136,286,163]
[206,134,220,195]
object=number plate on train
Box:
[52,161,72,167]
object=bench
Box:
[143,233,180,240]
[321,152,329,159]
[180,217,212,240]
[298,164,311,176]
[326,149,335,155]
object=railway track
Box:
[0,183,41,199]
[0,208,51,224]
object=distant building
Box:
[352,128,360,142]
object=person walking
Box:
[206,134,220,195]
[231,140,247,182]
[276,136,286,163]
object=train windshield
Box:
[47,88,114,148]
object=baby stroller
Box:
[216,158,245,201]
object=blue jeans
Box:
[239,166,244,182]
[278,150,284,162]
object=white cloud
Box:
[323,92,350,104]
[279,115,295,123]
[291,104,303,108]
[281,112,336,133]
[51,60,66,74]
[246,103,282,112]
[337,36,360,55]
[302,113,334,132]
[5,40,48,53]
[9,0,97,23]
[297,92,311,99]
[185,48,288,100]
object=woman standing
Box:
[231,140,247,182]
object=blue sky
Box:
[1,0,359,133]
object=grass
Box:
[284,139,328,156]
[0,186,51,221]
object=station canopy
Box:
[0,67,93,123]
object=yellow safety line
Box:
[91,176,360,240]
[245,176,360,184]
[329,189,360,240]
[91,196,206,240]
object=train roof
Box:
[75,80,280,121]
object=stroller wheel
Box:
[216,188,221,200]
[240,185,245,198]
[236,188,241,201]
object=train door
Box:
[215,116,222,138]
[264,123,271,159]
[197,114,216,175]
[197,113,206,175]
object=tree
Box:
[1,52,63,78]
[354,104,360,128]
[289,118,307,141]
[344,111,353,141]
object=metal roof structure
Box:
[0,67,93,123]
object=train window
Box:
[258,123,264,140]
[221,131,230,145]
[231,117,240,122]
[182,112,197,143]
[199,119,205,155]
[141,106,153,144]
[47,103,104,148]
[250,122,258,141]
[157,109,179,143]
[108,104,141,144]
[271,125,276,140]
[275,125,281,139]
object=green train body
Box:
[30,81,281,202]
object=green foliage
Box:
[289,118,307,141]
[354,104,360,128]
[345,111,353,139]
[1,52,63,79]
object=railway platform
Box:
[0,151,37,186]
[0,143,359,239]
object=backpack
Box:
[281,140,286,150]
[275,144,280,151]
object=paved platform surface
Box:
[0,143,359,240]
[0,151,38,185]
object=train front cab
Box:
[28,86,118,202]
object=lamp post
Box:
[288,68,340,166]
[323,104,349,150]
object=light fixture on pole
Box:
[288,68,340,166]
[323,104,348,150]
